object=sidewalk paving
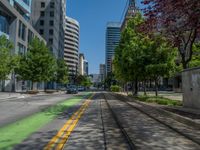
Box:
[0,91,66,101]
[117,92,200,120]
[0,92,27,100]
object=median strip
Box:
[0,93,90,150]
[44,94,94,150]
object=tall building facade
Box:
[79,53,85,75]
[99,64,106,82]
[84,60,89,76]
[64,16,80,76]
[0,0,46,92]
[31,0,66,59]
[105,22,121,75]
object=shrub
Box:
[111,85,121,92]
[45,90,56,94]
[136,96,182,106]
[27,90,39,94]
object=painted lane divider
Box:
[44,94,94,150]
[56,101,90,150]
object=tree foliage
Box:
[55,59,69,84]
[189,42,200,68]
[75,75,92,88]
[142,0,200,69]
[0,35,15,80]
[113,13,177,96]
[15,38,56,89]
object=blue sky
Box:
[66,0,143,74]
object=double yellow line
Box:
[44,94,94,150]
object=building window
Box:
[0,16,9,34]
[28,29,34,43]
[18,43,26,55]
[49,38,53,44]
[22,0,30,6]
[50,11,54,17]
[49,20,54,26]
[18,21,26,41]
[49,29,53,35]
[39,29,44,35]
[41,2,45,8]
[50,2,55,8]
[40,11,45,17]
[40,20,44,26]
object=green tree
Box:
[189,42,200,68]
[114,13,177,96]
[75,75,92,88]
[145,35,177,96]
[75,75,85,86]
[15,38,56,90]
[81,77,92,88]
[0,35,17,91]
[113,13,145,95]
[55,59,69,85]
[104,72,115,90]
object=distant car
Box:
[78,86,85,91]
[66,85,78,94]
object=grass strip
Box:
[0,93,90,150]
[130,95,182,106]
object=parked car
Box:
[78,86,85,91]
[66,85,78,94]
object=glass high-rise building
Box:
[105,22,121,74]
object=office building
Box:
[0,0,46,92]
[79,53,85,75]
[99,64,106,82]
[31,0,66,59]
[64,16,79,76]
[105,22,121,75]
[90,74,101,84]
[84,60,89,76]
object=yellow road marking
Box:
[55,101,91,150]
[44,94,94,150]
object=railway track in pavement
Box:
[103,92,200,150]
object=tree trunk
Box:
[131,81,134,95]
[143,80,147,96]
[134,79,138,96]
[155,80,158,96]
[31,82,34,90]
[1,80,5,92]
[182,61,188,69]
[126,83,128,95]
[44,82,47,91]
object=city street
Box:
[1,0,200,149]
[0,93,74,127]
[0,92,199,150]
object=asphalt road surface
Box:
[1,92,200,150]
[0,94,74,127]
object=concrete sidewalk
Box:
[0,91,66,101]
[0,92,28,100]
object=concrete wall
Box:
[182,67,200,109]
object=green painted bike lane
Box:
[0,93,91,150]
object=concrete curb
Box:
[114,93,200,130]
